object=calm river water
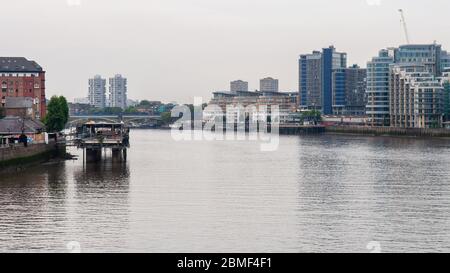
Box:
[1,130,450,253]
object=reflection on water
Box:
[0,157,130,252]
[1,130,450,252]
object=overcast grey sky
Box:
[1,0,449,104]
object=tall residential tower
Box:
[390,64,444,128]
[88,75,107,108]
[109,74,127,109]
[367,44,445,126]
[299,46,347,114]
[332,65,367,116]
[366,49,395,126]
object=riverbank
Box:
[325,126,450,138]
[140,125,450,138]
[0,143,62,173]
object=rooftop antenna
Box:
[398,9,411,44]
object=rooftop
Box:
[0,57,43,73]
[0,116,45,135]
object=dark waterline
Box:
[1,130,450,253]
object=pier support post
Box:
[86,148,102,162]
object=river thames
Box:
[1,130,450,253]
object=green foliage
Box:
[430,120,440,129]
[124,106,139,114]
[44,96,69,132]
[161,112,173,125]
[139,100,151,107]
[300,110,322,125]
[0,107,5,119]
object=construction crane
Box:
[398,9,411,44]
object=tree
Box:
[161,112,173,125]
[44,96,69,132]
[139,100,151,107]
[300,110,322,125]
[125,106,139,114]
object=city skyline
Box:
[2,0,450,255]
[2,0,450,104]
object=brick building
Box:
[0,57,46,119]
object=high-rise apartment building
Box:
[88,75,107,108]
[299,46,347,114]
[109,74,127,109]
[390,64,444,128]
[322,46,347,115]
[0,57,46,119]
[260,77,279,93]
[299,51,322,108]
[332,65,367,116]
[367,43,447,126]
[442,51,450,72]
[230,80,249,93]
[395,44,442,76]
[366,49,396,126]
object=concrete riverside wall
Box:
[325,126,450,137]
[0,143,56,166]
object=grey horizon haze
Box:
[1,0,449,104]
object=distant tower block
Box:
[230,80,249,93]
[109,74,128,109]
[88,75,107,108]
[260,77,279,93]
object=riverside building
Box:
[366,48,396,126]
[207,90,299,124]
[299,46,347,115]
[367,43,447,126]
[332,64,367,116]
[442,70,450,123]
[0,57,46,119]
[441,51,450,75]
[389,64,444,128]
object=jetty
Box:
[73,122,130,161]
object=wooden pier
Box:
[73,122,130,162]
